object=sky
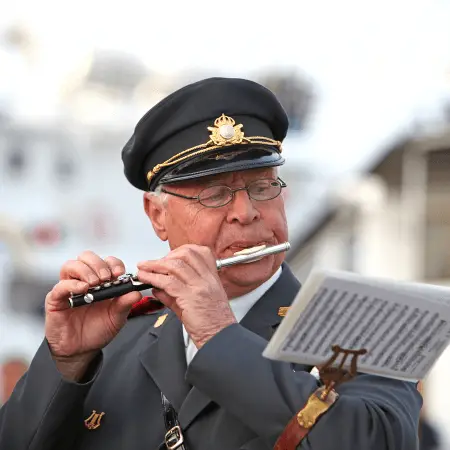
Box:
[1,0,449,175]
[1,0,450,234]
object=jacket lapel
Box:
[178,263,302,430]
[138,311,191,411]
[240,263,301,339]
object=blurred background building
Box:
[286,124,450,447]
[1,0,450,447]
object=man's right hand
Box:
[45,251,142,381]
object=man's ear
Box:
[143,192,168,241]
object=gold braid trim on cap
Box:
[146,114,282,183]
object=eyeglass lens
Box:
[198,179,283,207]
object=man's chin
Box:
[220,257,279,288]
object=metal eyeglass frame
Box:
[160,177,287,208]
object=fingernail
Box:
[77,282,87,290]
[99,269,110,280]
[88,275,99,284]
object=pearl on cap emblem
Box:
[219,124,235,139]
[207,114,244,146]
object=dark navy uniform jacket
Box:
[0,265,422,449]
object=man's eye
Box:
[200,187,228,201]
[207,192,225,200]
[251,182,270,193]
[255,186,268,193]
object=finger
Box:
[152,288,181,317]
[136,270,184,298]
[110,291,143,316]
[104,256,127,278]
[138,245,214,278]
[60,260,100,286]
[46,279,89,311]
[163,246,205,277]
[172,245,216,276]
[77,250,112,282]
[138,258,198,285]
[186,245,217,269]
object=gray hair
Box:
[147,184,169,206]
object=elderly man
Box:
[0,78,421,450]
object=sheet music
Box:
[263,270,450,381]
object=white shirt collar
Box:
[227,266,282,323]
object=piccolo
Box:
[69,242,290,308]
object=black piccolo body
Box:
[68,242,290,308]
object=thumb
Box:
[111,291,143,316]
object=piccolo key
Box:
[69,242,290,308]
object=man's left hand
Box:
[137,245,237,348]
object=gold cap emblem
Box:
[154,313,168,328]
[278,307,290,317]
[207,114,245,146]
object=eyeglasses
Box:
[160,177,287,208]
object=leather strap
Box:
[161,393,187,450]
[274,345,366,449]
[274,386,339,450]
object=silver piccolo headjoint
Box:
[216,242,290,270]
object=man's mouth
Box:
[232,244,268,263]
[233,244,267,256]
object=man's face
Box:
[144,167,288,298]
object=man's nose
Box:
[225,189,260,224]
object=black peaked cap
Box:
[121,77,289,191]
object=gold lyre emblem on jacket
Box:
[84,410,105,430]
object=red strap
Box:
[128,296,165,318]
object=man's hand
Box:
[45,251,142,380]
[137,245,237,348]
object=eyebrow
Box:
[203,178,227,186]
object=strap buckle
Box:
[165,425,184,450]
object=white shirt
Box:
[182,267,282,365]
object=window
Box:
[54,152,75,182]
[424,150,450,280]
[6,274,55,319]
[5,144,25,177]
